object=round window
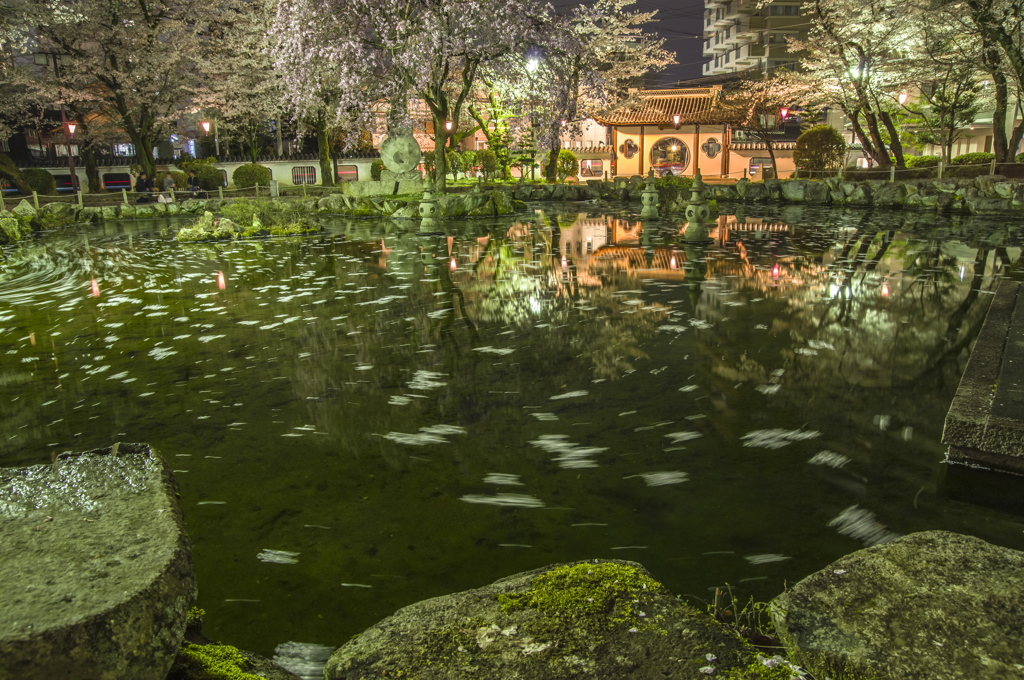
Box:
[650,137,689,176]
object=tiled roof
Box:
[594,87,749,126]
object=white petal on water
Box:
[689,318,714,329]
[530,412,559,421]
[745,554,792,565]
[148,347,177,361]
[678,385,698,392]
[828,505,899,546]
[550,390,588,400]
[484,473,522,485]
[474,346,515,356]
[741,429,820,449]
[409,370,447,390]
[460,493,545,508]
[139,392,155,397]
[258,549,300,565]
[238,320,261,326]
[197,501,226,505]
[808,451,850,469]
[664,431,702,443]
[808,340,835,351]
[795,348,818,356]
[420,424,466,436]
[381,431,449,445]
[339,583,373,588]
[628,471,689,486]
[755,384,781,395]
[198,335,225,343]
[657,325,688,333]
[389,396,413,406]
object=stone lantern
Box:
[639,168,659,219]
[683,169,715,243]
[418,179,440,231]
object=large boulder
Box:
[0,216,25,244]
[101,205,119,221]
[804,181,831,204]
[324,560,763,679]
[0,443,196,680]
[773,531,1024,680]
[873,182,909,208]
[76,206,101,223]
[492,190,515,215]
[118,204,136,219]
[438,195,469,217]
[780,179,807,202]
[135,204,156,218]
[11,199,37,220]
[40,202,73,220]
[965,196,1013,214]
[744,182,768,202]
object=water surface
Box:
[2,204,1023,657]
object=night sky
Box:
[550,0,709,85]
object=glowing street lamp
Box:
[673,114,681,129]
[779,107,789,122]
[898,92,908,106]
[201,121,211,136]
[67,122,76,139]
[444,120,453,132]
[526,57,539,73]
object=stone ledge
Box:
[942,280,1024,473]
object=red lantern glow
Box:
[772,263,780,279]
[217,271,226,290]
[90,279,100,297]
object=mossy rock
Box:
[0,216,24,244]
[324,560,759,679]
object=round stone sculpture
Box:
[640,168,659,219]
[380,135,422,173]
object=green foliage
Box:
[370,159,385,181]
[0,154,30,195]
[654,174,693,207]
[1016,152,1024,164]
[446,148,464,178]
[793,125,847,175]
[175,153,218,174]
[476,148,498,179]
[556,149,579,183]
[460,150,477,175]
[196,165,224,191]
[905,155,940,168]
[22,168,57,195]
[169,643,264,680]
[950,152,995,166]
[231,163,271,188]
[422,150,436,179]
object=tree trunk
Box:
[990,64,1011,163]
[544,139,560,182]
[766,138,779,180]
[83,145,101,193]
[878,111,906,167]
[434,120,449,194]
[316,114,334,187]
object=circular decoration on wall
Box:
[619,138,640,159]
[702,137,722,159]
[649,137,688,175]
[380,135,422,173]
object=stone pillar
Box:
[418,180,440,231]
[684,170,715,244]
[269,180,280,198]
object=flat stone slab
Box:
[942,280,1024,473]
[0,443,196,680]
[772,531,1024,680]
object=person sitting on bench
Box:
[135,172,154,203]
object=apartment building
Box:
[702,0,807,77]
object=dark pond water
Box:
[2,203,1024,661]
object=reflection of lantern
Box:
[772,263,780,279]
[670,255,677,269]
[91,279,100,297]
[217,271,226,290]
[561,256,567,269]
[449,257,457,271]
[882,280,889,297]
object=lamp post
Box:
[36,52,79,193]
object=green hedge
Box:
[950,152,995,166]
[196,165,224,191]
[905,155,940,168]
[22,168,57,195]
[231,163,271,188]
[371,159,385,181]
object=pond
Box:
[2,203,1023,660]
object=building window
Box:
[53,174,74,192]
[580,159,603,177]
[55,144,79,157]
[103,172,132,190]
[337,165,358,182]
[113,143,135,157]
[749,157,773,175]
[769,5,799,15]
[725,52,730,63]
[292,166,317,184]
[0,138,9,152]
[650,137,689,176]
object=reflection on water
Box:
[1,208,1023,657]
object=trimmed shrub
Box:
[905,155,940,168]
[654,174,693,207]
[477,149,498,179]
[460,150,477,175]
[950,152,995,166]
[1016,152,1024,163]
[196,165,224,191]
[370,159,385,181]
[793,125,846,176]
[422,151,436,179]
[22,168,57,195]
[231,163,271,188]
[556,149,579,183]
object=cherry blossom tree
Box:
[27,0,211,177]
[790,0,919,168]
[271,0,551,192]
